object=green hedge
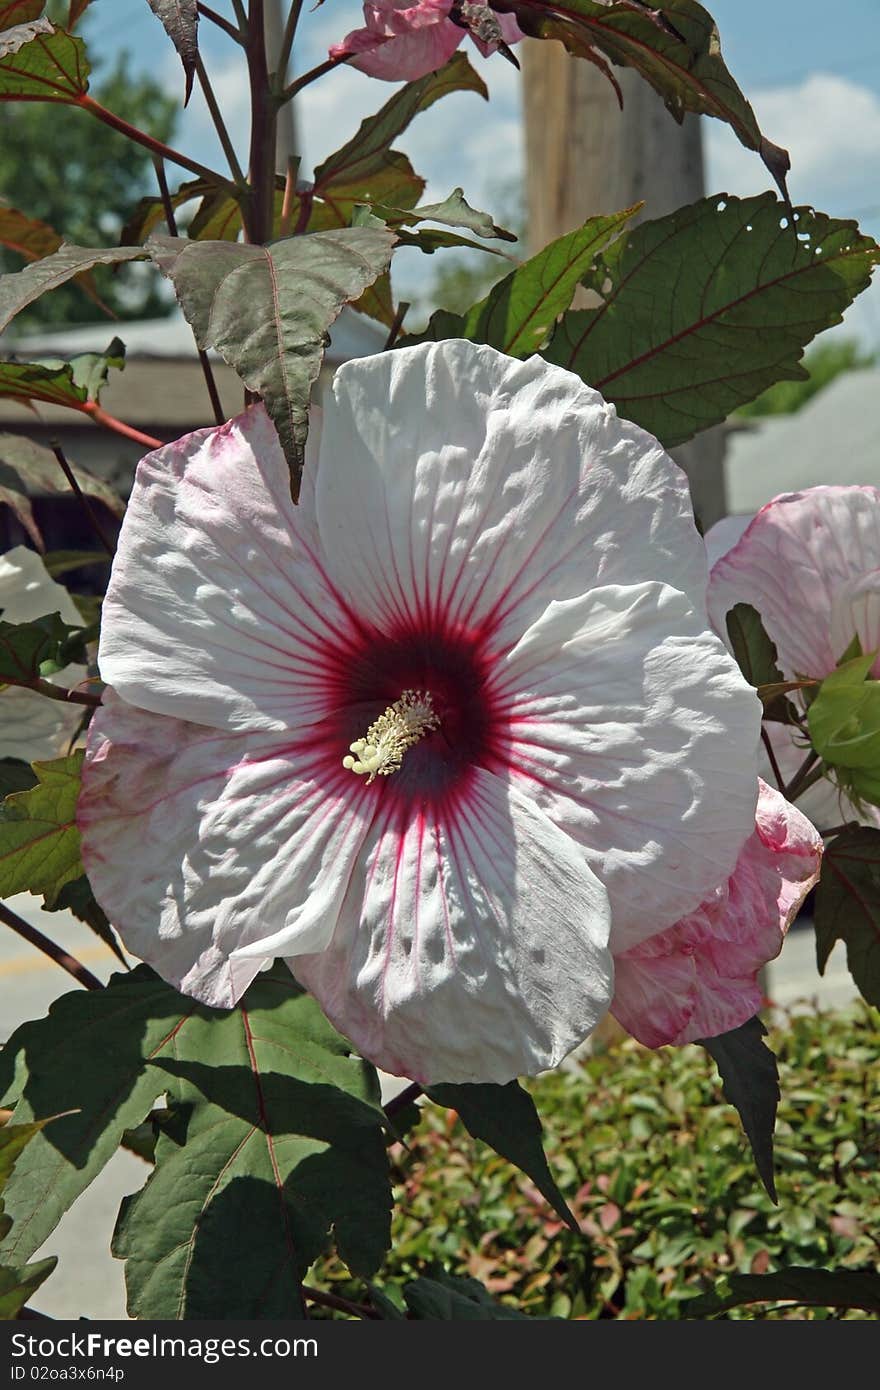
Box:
[314,1006,879,1319]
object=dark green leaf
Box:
[725,603,784,690]
[0,433,123,551]
[684,1266,880,1318]
[403,1271,531,1320]
[0,757,37,798]
[507,0,789,194]
[814,828,880,1007]
[120,176,218,246]
[0,244,145,334]
[1,965,391,1318]
[370,187,516,242]
[0,359,87,411]
[0,1254,56,1316]
[41,549,109,578]
[428,1081,577,1231]
[0,612,87,683]
[147,228,395,482]
[146,0,199,104]
[114,975,390,1317]
[0,749,84,905]
[408,208,636,358]
[0,19,90,101]
[49,873,127,965]
[314,52,487,192]
[699,1016,779,1201]
[544,194,880,447]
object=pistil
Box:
[343,689,439,783]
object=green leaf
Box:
[314,52,487,193]
[408,208,636,358]
[0,757,37,798]
[0,612,87,683]
[0,202,106,310]
[1,965,391,1318]
[684,1266,880,1318]
[146,1,199,105]
[509,0,789,194]
[0,750,84,906]
[814,827,880,1007]
[544,194,880,447]
[808,655,880,774]
[370,188,516,242]
[0,1254,56,1317]
[427,1081,577,1231]
[120,176,220,246]
[49,874,127,966]
[699,1016,779,1202]
[0,244,145,335]
[0,19,90,102]
[403,1272,531,1320]
[0,432,123,551]
[724,602,803,723]
[0,1116,61,1318]
[147,228,395,484]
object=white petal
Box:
[0,685,84,762]
[98,405,354,733]
[292,768,613,1085]
[79,691,376,1007]
[498,582,761,948]
[316,340,710,651]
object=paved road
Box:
[0,897,861,1320]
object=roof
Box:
[2,304,386,364]
[0,306,387,432]
[725,368,880,515]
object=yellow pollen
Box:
[343,689,439,784]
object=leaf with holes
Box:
[428,1081,577,1231]
[700,1016,779,1201]
[146,228,395,485]
[0,244,145,334]
[0,431,124,550]
[544,194,880,447]
[684,1266,880,1318]
[0,18,89,100]
[505,0,789,194]
[0,965,390,1315]
[146,1,199,103]
[814,828,880,1007]
[408,208,637,358]
[0,750,85,905]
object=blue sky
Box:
[83,0,880,342]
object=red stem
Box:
[244,1,278,246]
[82,402,162,451]
[0,901,103,991]
[75,94,234,191]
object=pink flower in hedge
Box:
[79,340,760,1085]
[329,0,523,83]
[707,486,880,826]
[611,780,822,1047]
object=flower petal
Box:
[612,781,823,1047]
[97,405,356,733]
[317,340,710,653]
[78,690,377,1008]
[497,581,762,948]
[0,545,84,627]
[331,0,463,81]
[291,767,613,1084]
[708,486,880,679]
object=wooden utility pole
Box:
[266,0,298,174]
[522,42,726,529]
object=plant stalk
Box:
[0,901,103,991]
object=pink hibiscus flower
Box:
[78,340,760,1084]
[707,486,880,827]
[612,780,822,1047]
[329,0,523,83]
